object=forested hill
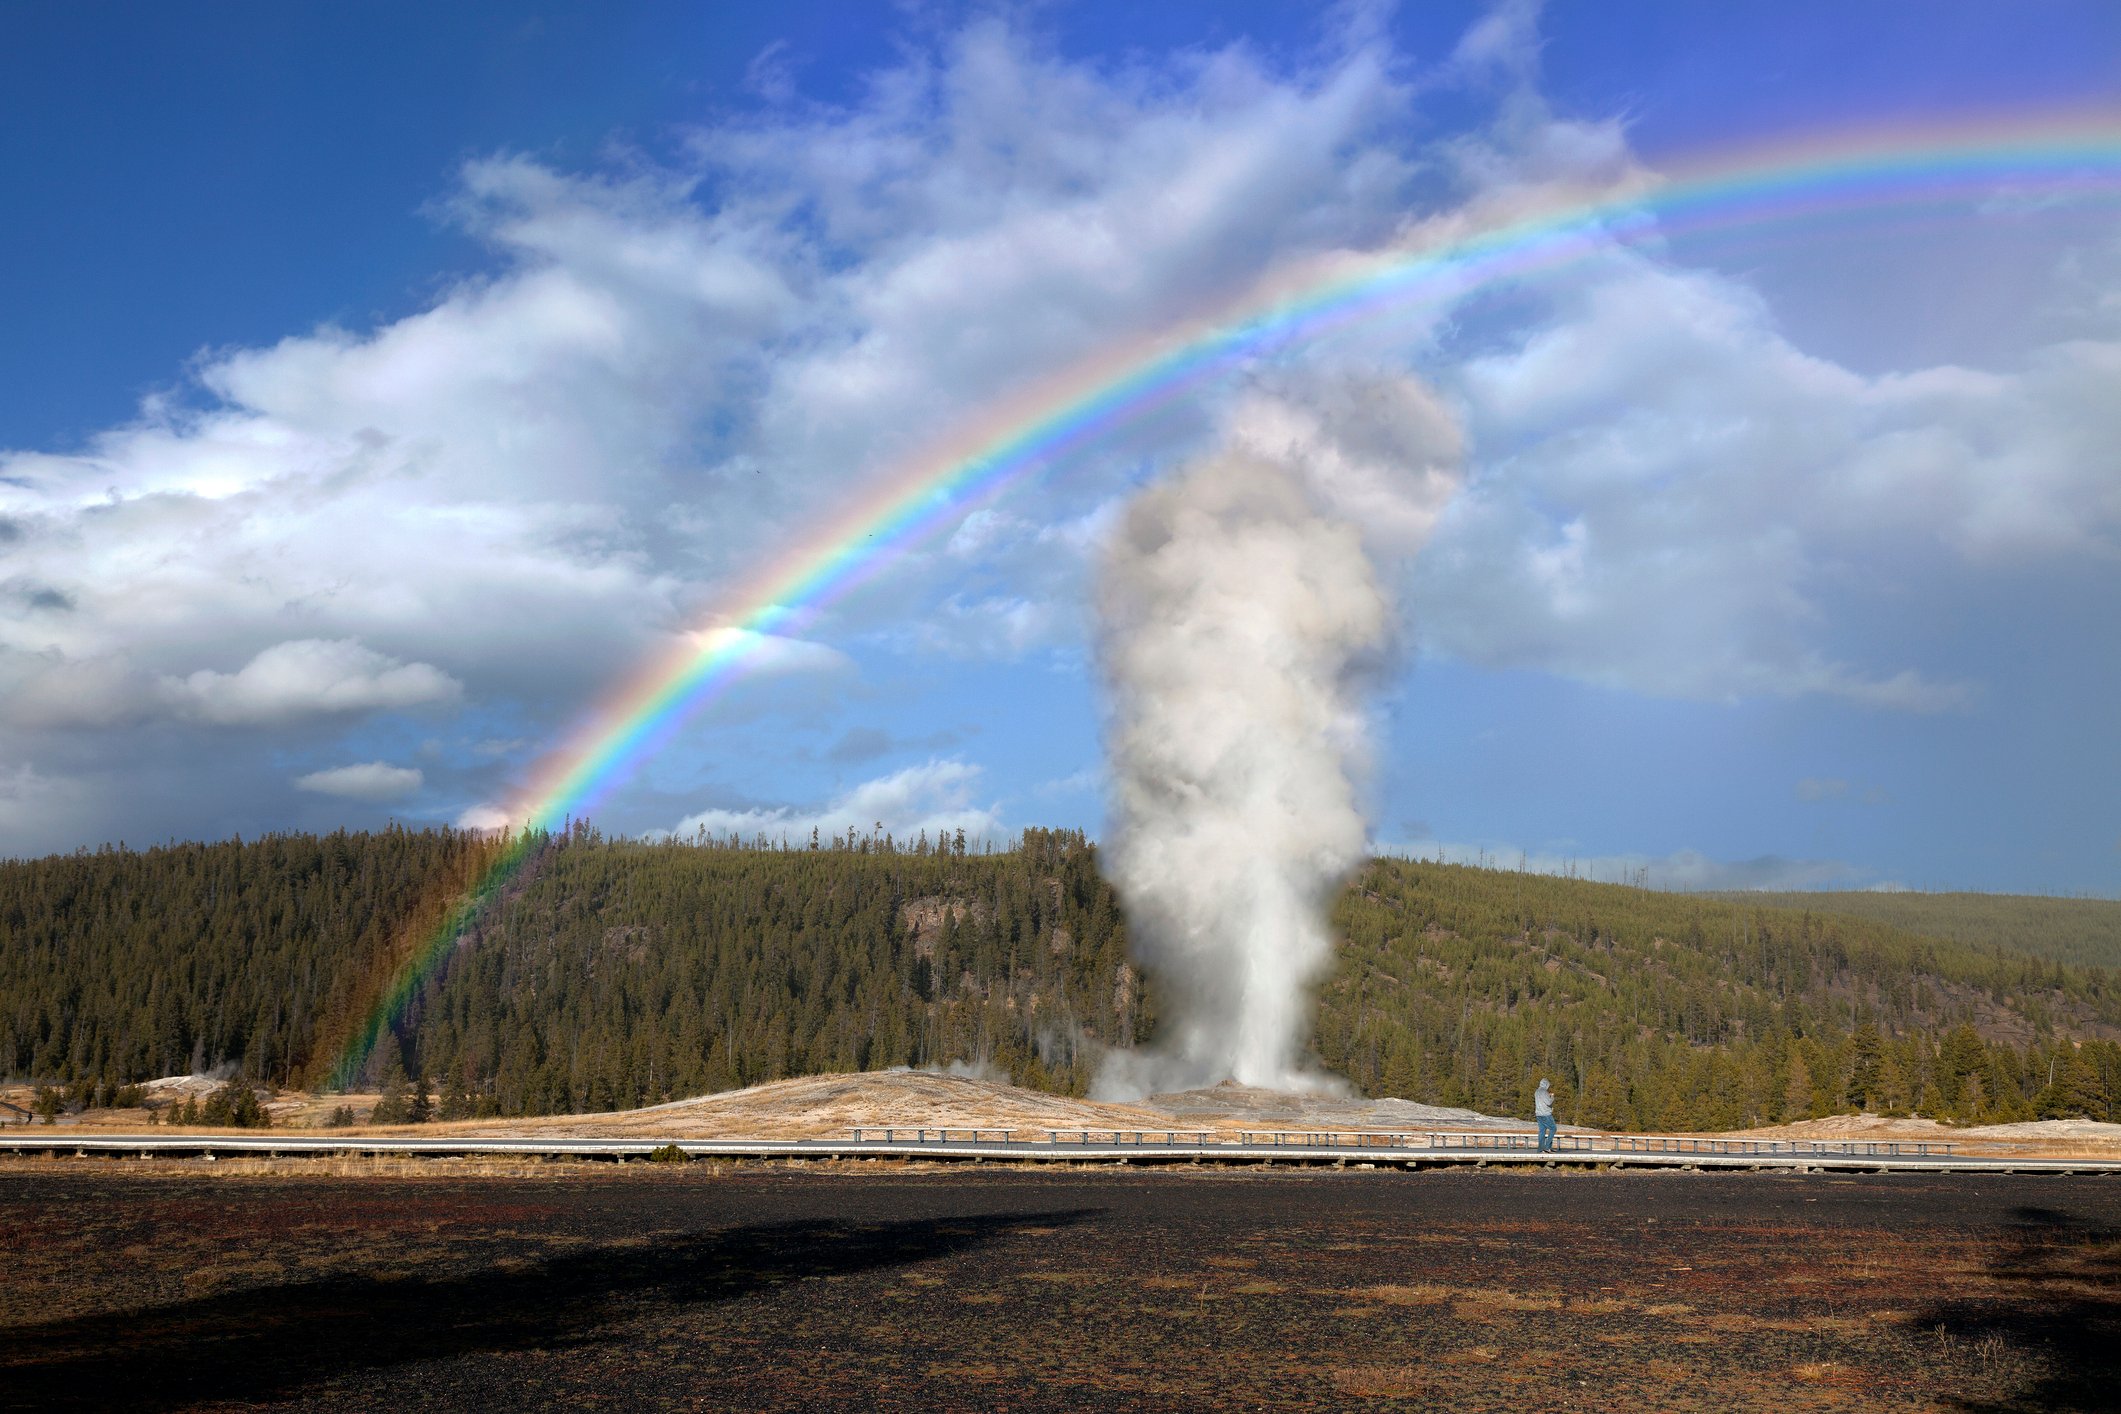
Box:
[1,826,1143,1107]
[1707,889,2121,971]
[5,827,2118,1129]
[1322,860,2121,1130]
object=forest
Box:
[1710,888,2121,970]
[4,825,2117,1130]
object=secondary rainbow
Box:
[326,109,2121,1086]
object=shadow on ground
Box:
[0,1207,1100,1410]
[1917,1204,2121,1413]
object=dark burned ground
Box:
[1,1165,2117,1412]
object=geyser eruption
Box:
[1094,376,1460,1096]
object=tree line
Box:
[4,826,2117,1128]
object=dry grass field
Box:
[1,1163,2116,1411]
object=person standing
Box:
[1534,1078,1557,1152]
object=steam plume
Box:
[1094,376,1460,1096]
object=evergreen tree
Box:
[2037,1048,2110,1119]
[370,1059,414,1125]
[1846,1025,1885,1111]
[1781,1047,1816,1121]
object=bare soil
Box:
[1,1164,2115,1411]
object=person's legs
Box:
[1538,1115,1556,1151]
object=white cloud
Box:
[670,758,1003,847]
[687,627,850,678]
[293,761,425,802]
[1796,777,1849,802]
[163,639,460,726]
[1449,0,1544,84]
[1034,767,1102,799]
[1414,241,2118,707]
[1,638,459,730]
[908,594,1074,659]
[456,802,514,832]
[1382,837,1871,892]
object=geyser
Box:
[1094,377,1461,1096]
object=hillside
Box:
[1,824,1136,1103]
[1321,859,2121,1131]
[1708,890,2121,970]
[5,827,2119,1131]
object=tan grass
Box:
[1703,1312,1812,1334]
[1471,1290,1562,1312]
[1565,1296,1631,1314]
[1329,1365,1430,1397]
[924,1364,1005,1380]
[1354,1282,1454,1306]
[1790,1361,1863,1386]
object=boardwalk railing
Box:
[1420,1131,1959,1158]
[842,1128,1023,1145]
[844,1127,1958,1158]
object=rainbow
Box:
[325,109,2121,1086]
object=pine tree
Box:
[2037,1048,2109,1119]
[370,1058,414,1125]
[1846,1024,1885,1111]
[1782,1048,1816,1121]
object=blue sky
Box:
[2,1,2117,894]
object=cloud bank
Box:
[669,759,1002,849]
[0,11,2114,872]
[294,761,425,802]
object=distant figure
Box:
[1534,1078,1557,1153]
